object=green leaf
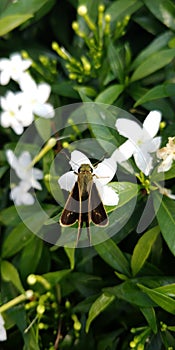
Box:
[0,0,50,35]
[1,260,24,293]
[64,247,75,270]
[0,205,21,226]
[138,283,175,314]
[74,86,97,98]
[95,84,124,104]
[107,41,124,83]
[95,238,130,276]
[134,83,175,106]
[131,226,160,276]
[2,223,34,258]
[144,0,175,31]
[106,0,142,22]
[0,166,8,179]
[108,182,138,210]
[19,237,43,280]
[86,293,115,333]
[153,193,175,255]
[140,307,157,333]
[130,31,173,70]
[0,14,33,36]
[43,269,71,287]
[52,82,79,98]
[104,280,154,307]
[155,283,175,297]
[130,48,175,82]
[2,205,56,258]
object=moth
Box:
[60,163,108,246]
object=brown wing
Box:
[89,182,108,226]
[60,182,80,226]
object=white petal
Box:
[0,326,7,341]
[0,70,10,85]
[17,107,34,127]
[37,83,51,103]
[99,184,119,206]
[21,192,35,205]
[33,103,54,118]
[143,136,162,153]
[157,155,173,173]
[31,178,42,190]
[119,140,136,160]
[143,110,161,138]
[19,73,36,92]
[0,58,9,69]
[6,150,18,169]
[94,157,116,185]
[116,118,143,142]
[32,168,43,180]
[19,151,31,167]
[11,119,24,135]
[134,151,153,176]
[70,151,92,172]
[58,171,77,192]
[0,112,11,127]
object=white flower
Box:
[115,110,162,176]
[6,150,43,190]
[157,137,175,172]
[10,181,35,206]
[58,150,119,206]
[157,185,175,200]
[0,91,24,135]
[17,74,55,120]
[0,53,32,85]
[0,314,7,341]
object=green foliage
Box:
[1,0,175,349]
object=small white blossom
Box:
[157,137,175,172]
[115,110,162,176]
[17,73,55,121]
[0,53,32,85]
[6,149,43,192]
[158,185,175,200]
[0,314,7,341]
[0,91,24,135]
[6,150,43,206]
[10,181,35,206]
[58,150,119,206]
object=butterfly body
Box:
[60,164,108,246]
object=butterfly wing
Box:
[60,181,80,226]
[89,182,108,226]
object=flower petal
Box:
[94,157,116,185]
[33,103,54,118]
[0,70,10,85]
[134,151,153,176]
[32,168,43,180]
[116,118,142,142]
[58,171,77,192]
[0,325,7,341]
[6,150,18,169]
[70,151,92,172]
[96,182,119,206]
[157,155,173,173]
[143,110,161,138]
[37,83,51,103]
[18,151,31,167]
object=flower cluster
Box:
[157,136,175,172]
[52,4,129,83]
[0,53,54,135]
[6,150,43,205]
